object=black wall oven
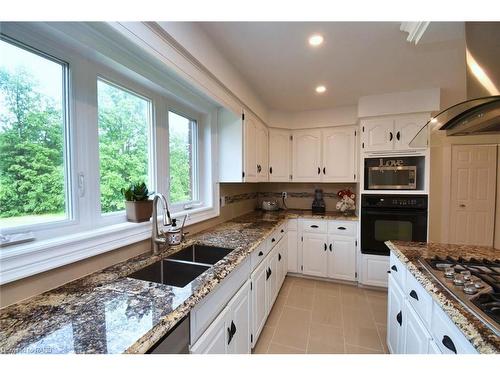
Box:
[361,194,428,256]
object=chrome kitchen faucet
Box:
[151,193,172,254]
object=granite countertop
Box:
[386,240,499,354]
[0,210,357,354]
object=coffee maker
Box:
[311,189,326,213]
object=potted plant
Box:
[121,182,154,223]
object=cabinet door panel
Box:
[404,301,430,354]
[256,122,268,182]
[287,230,298,273]
[276,235,287,290]
[394,114,429,150]
[361,118,394,152]
[269,129,291,182]
[250,260,268,347]
[244,115,257,182]
[322,127,356,182]
[387,275,405,354]
[302,233,328,277]
[292,130,322,182]
[228,281,251,354]
[267,247,279,308]
[190,307,229,354]
[327,235,356,281]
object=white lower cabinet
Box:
[327,235,356,281]
[191,280,251,354]
[404,300,430,354]
[387,274,405,354]
[360,254,389,287]
[287,229,298,273]
[250,258,268,347]
[302,232,328,277]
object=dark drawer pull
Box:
[271,238,276,243]
[391,265,398,272]
[410,290,419,301]
[396,311,402,326]
[310,225,319,228]
[266,268,271,280]
[337,226,346,230]
[442,335,457,354]
[258,251,264,256]
[281,229,284,233]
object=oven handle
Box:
[361,209,427,216]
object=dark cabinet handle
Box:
[442,335,457,354]
[329,243,332,252]
[271,238,276,243]
[266,268,270,280]
[227,321,236,345]
[278,253,282,261]
[258,251,263,256]
[410,290,419,301]
[323,167,326,174]
[389,132,393,141]
[269,166,272,174]
[391,265,398,272]
[337,226,346,230]
[281,229,284,233]
[324,243,327,251]
[227,327,232,344]
[396,311,402,326]
[231,321,236,337]
[317,167,321,175]
[310,225,319,228]
[396,131,401,141]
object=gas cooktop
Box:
[419,256,500,336]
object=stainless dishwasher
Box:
[146,315,190,354]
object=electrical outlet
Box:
[220,196,226,207]
[281,192,287,199]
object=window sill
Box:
[0,205,219,285]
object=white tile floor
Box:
[252,276,389,354]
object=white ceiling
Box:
[199,22,466,112]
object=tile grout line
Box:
[304,280,318,353]
[266,277,295,353]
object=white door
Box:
[287,230,298,273]
[190,306,230,354]
[322,127,356,182]
[360,254,389,287]
[292,129,322,182]
[268,128,291,182]
[227,281,251,354]
[387,275,405,354]
[361,118,394,152]
[243,114,257,182]
[394,114,429,150]
[449,145,497,246]
[302,233,328,277]
[327,235,356,281]
[276,235,287,290]
[250,259,268,347]
[256,122,268,182]
[403,301,430,354]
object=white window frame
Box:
[0,23,220,285]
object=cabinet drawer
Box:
[267,229,281,250]
[431,303,477,354]
[301,219,327,233]
[328,221,356,236]
[405,271,432,328]
[389,252,406,291]
[251,241,270,270]
[287,218,298,231]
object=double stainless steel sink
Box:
[128,244,233,288]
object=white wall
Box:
[157,22,268,123]
[268,105,358,129]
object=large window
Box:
[0,37,69,227]
[168,111,198,205]
[97,79,152,214]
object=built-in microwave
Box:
[364,156,425,190]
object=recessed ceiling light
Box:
[315,85,326,94]
[308,34,324,47]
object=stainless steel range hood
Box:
[410,23,500,147]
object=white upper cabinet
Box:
[243,114,258,182]
[292,129,322,182]
[256,122,269,182]
[361,113,429,152]
[394,113,429,150]
[322,127,357,182]
[268,128,291,182]
[361,118,394,152]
